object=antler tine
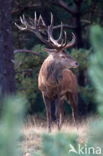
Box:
[65,32,76,48]
[62,31,67,47]
[60,39,65,47]
[57,22,63,42]
[22,15,28,25]
[48,25,53,40]
[38,14,42,25]
[47,13,54,39]
[15,22,26,30]
[15,15,27,30]
[20,16,24,25]
[38,14,46,26]
[34,12,37,27]
[50,12,54,27]
[34,12,37,21]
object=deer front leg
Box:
[42,93,52,132]
[55,98,63,130]
[59,102,64,128]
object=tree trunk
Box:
[0,0,16,98]
[74,1,83,48]
[73,1,88,117]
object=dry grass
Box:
[19,116,92,156]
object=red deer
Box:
[15,13,79,132]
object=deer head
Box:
[15,12,78,69]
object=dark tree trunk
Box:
[78,70,86,86]
[73,1,88,117]
[74,15,83,48]
[74,0,83,48]
[40,0,50,24]
[0,0,16,98]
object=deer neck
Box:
[45,57,64,84]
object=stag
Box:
[15,13,79,132]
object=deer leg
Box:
[67,93,78,126]
[55,98,63,130]
[42,94,52,132]
[55,104,60,130]
[59,101,64,129]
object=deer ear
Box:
[44,48,57,53]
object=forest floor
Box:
[19,116,93,156]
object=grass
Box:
[20,116,92,156]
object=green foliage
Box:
[0,95,27,156]
[71,48,90,71]
[86,25,103,153]
[15,44,46,113]
[33,132,78,156]
[41,133,77,156]
[89,25,103,116]
[88,119,103,148]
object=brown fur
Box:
[38,53,78,131]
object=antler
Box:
[15,12,76,51]
[15,12,50,46]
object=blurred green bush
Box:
[0,95,27,156]
[15,44,46,114]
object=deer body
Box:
[16,12,79,131]
[38,52,78,131]
[38,53,78,97]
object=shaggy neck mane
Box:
[45,61,64,84]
